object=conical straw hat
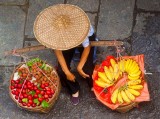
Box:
[34,4,90,50]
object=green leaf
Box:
[33,98,40,105]
[38,94,42,98]
[29,90,36,96]
[41,100,49,108]
[22,98,28,103]
[40,63,46,69]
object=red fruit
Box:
[45,98,49,102]
[38,97,43,102]
[22,89,26,94]
[46,90,51,95]
[44,83,49,87]
[19,95,23,99]
[44,94,49,99]
[34,94,38,98]
[45,87,51,91]
[40,84,45,89]
[28,95,32,100]
[18,99,22,103]
[32,103,36,107]
[11,90,16,95]
[27,103,31,107]
[10,86,15,90]
[34,86,38,90]
[27,81,31,85]
[27,85,32,89]
[36,90,40,94]
[28,100,33,105]
[50,90,54,94]
[23,85,27,89]
[22,103,27,106]
[15,80,20,84]
[15,96,18,100]
[11,80,15,85]
[23,94,28,98]
[48,95,52,98]
[14,84,18,88]
[18,84,22,88]
[15,91,19,96]
[40,91,45,95]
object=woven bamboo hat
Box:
[34,4,90,50]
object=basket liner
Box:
[92,54,150,111]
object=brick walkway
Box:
[0,0,160,119]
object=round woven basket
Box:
[116,102,138,113]
[9,63,61,113]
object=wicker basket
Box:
[116,102,138,113]
[9,63,61,113]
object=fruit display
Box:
[93,55,149,110]
[9,58,60,112]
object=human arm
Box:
[54,50,75,82]
[77,45,91,78]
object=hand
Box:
[66,71,75,82]
[77,66,90,79]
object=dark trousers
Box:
[57,34,96,95]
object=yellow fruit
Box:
[129,85,143,90]
[125,59,130,72]
[128,88,140,96]
[129,70,141,77]
[117,92,124,104]
[128,61,138,73]
[126,59,133,73]
[128,75,140,80]
[109,66,114,75]
[110,59,117,68]
[119,59,125,72]
[98,72,111,84]
[127,79,142,86]
[95,80,112,88]
[125,89,135,101]
[104,66,113,81]
[121,90,131,103]
[111,88,119,104]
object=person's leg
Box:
[78,34,96,89]
[56,48,80,95]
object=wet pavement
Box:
[0,0,160,119]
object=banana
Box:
[129,70,141,77]
[95,80,112,88]
[104,66,113,81]
[110,59,117,68]
[129,85,143,90]
[117,91,124,104]
[128,88,140,96]
[125,89,135,101]
[98,72,111,84]
[127,79,142,86]
[126,59,133,73]
[119,59,125,72]
[111,88,119,104]
[128,75,140,80]
[130,65,140,74]
[128,61,138,73]
[109,66,114,75]
[121,90,131,103]
[113,64,120,80]
[125,59,130,72]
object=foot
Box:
[71,91,79,105]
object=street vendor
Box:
[34,4,96,105]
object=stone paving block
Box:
[67,0,99,12]
[0,0,26,5]
[0,6,25,65]
[86,13,97,30]
[97,0,135,40]
[127,73,159,119]
[137,0,160,11]
[25,0,64,38]
[24,40,57,66]
[132,13,160,72]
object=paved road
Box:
[0,0,160,119]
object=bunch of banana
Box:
[124,59,142,80]
[111,80,143,104]
[96,72,114,88]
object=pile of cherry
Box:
[10,58,58,108]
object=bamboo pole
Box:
[5,41,123,55]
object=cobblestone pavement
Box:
[0,0,160,119]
